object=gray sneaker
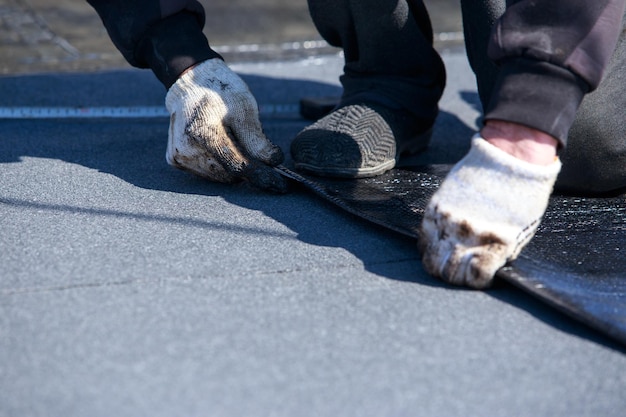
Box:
[290,102,432,178]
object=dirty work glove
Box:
[165,58,287,192]
[419,135,562,289]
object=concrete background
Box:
[0,0,463,74]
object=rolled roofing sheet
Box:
[278,165,626,345]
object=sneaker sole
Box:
[294,128,434,179]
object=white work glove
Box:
[165,58,287,192]
[419,135,562,289]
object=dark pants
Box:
[308,0,626,194]
[307,0,446,127]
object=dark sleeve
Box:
[87,0,222,88]
[484,0,625,145]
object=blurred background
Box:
[0,0,463,75]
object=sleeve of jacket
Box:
[483,0,625,145]
[87,0,222,88]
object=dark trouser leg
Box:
[459,0,504,109]
[290,0,446,177]
[307,0,445,124]
[461,0,626,194]
[558,15,626,194]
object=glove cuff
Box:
[166,58,227,111]
[468,134,562,183]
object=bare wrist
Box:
[481,120,558,166]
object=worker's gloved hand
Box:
[165,58,287,192]
[419,135,562,289]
